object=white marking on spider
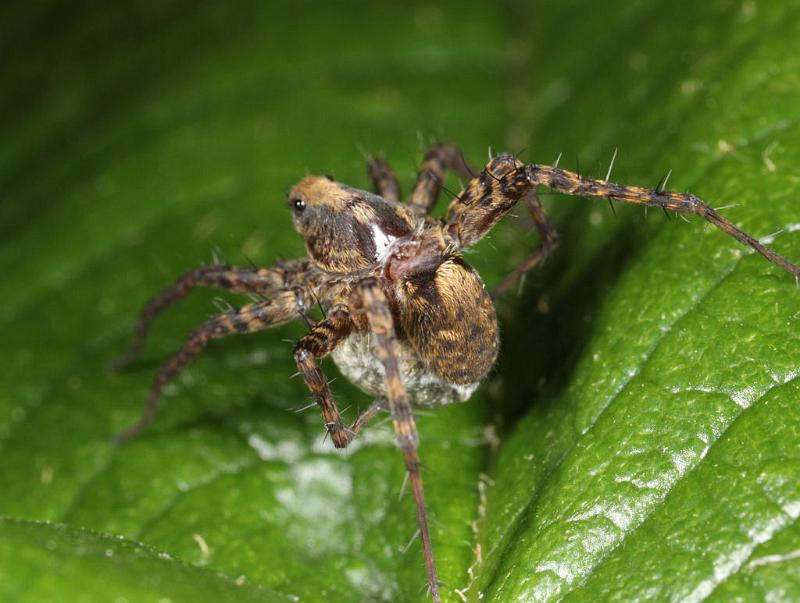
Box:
[371,223,397,262]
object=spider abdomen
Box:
[397,255,500,386]
[331,331,479,407]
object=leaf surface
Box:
[1,1,799,602]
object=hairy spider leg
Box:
[355,277,441,603]
[348,397,387,438]
[524,163,800,277]
[113,261,312,370]
[367,141,475,212]
[368,157,402,203]
[492,190,559,299]
[114,291,303,443]
[446,155,800,279]
[293,305,354,449]
[445,155,535,246]
[408,142,475,214]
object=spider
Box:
[114,142,800,602]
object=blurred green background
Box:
[2,1,800,601]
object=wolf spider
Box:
[115,142,800,602]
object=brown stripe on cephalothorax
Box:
[375,203,416,238]
[303,203,377,272]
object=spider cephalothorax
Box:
[115,143,800,602]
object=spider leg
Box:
[526,163,800,278]
[445,155,531,247]
[114,291,303,443]
[445,155,800,279]
[491,190,559,299]
[293,305,355,449]
[353,277,440,603]
[347,397,387,440]
[408,142,475,215]
[367,157,401,203]
[114,261,310,370]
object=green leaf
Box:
[1,1,799,603]
[478,2,800,601]
[0,518,286,602]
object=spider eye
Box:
[291,197,306,212]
